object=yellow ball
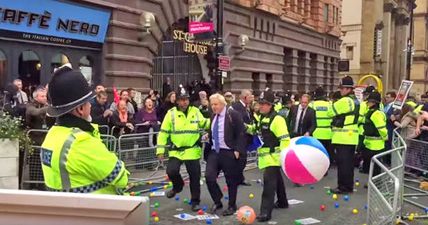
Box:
[408,213,415,221]
[355,182,360,187]
[249,193,255,199]
[352,209,359,214]
[332,194,338,200]
[154,216,159,222]
[163,185,168,189]
[148,181,153,185]
[149,193,155,197]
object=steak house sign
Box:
[173,30,215,55]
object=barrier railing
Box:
[367,129,406,225]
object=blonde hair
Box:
[209,93,227,105]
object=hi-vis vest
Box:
[329,95,360,145]
[310,100,332,140]
[41,125,129,194]
[156,106,209,160]
[246,111,290,169]
[363,109,388,151]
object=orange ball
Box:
[236,206,256,224]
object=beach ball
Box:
[280,136,330,185]
[236,206,256,224]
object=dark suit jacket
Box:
[288,105,317,137]
[231,101,252,148]
[205,107,246,159]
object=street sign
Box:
[218,55,231,71]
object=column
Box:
[315,54,325,87]
[330,57,338,92]
[284,48,299,92]
[324,56,330,92]
[303,52,311,93]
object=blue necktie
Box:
[213,114,220,153]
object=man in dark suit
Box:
[205,93,246,216]
[231,89,254,186]
[288,94,317,137]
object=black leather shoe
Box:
[274,202,289,209]
[256,214,271,222]
[210,203,223,214]
[330,188,353,194]
[166,190,176,198]
[222,207,237,216]
[191,203,201,212]
[240,181,252,186]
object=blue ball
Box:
[334,203,339,208]
[203,205,208,211]
[364,205,368,210]
[310,186,315,190]
[180,213,185,218]
[175,196,180,201]
[188,200,192,205]
[206,219,212,224]
[343,195,349,201]
[425,207,428,213]
[356,178,360,182]
[224,196,229,200]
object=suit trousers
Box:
[205,150,240,208]
[260,166,288,217]
[238,152,247,183]
[334,144,356,192]
[166,157,201,204]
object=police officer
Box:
[329,76,359,194]
[310,86,334,165]
[362,91,387,176]
[41,66,129,194]
[247,89,290,222]
[157,85,209,212]
[277,91,293,130]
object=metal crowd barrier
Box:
[401,137,428,220]
[98,125,110,135]
[367,129,406,225]
[21,129,49,190]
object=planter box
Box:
[0,139,19,189]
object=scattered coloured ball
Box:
[310,186,315,190]
[364,205,368,210]
[294,220,302,225]
[198,209,204,215]
[249,193,255,199]
[408,213,415,221]
[184,198,189,204]
[180,213,185,219]
[151,211,158,217]
[203,205,208,211]
[223,186,228,191]
[343,195,350,202]
[163,185,168,189]
[355,182,360,187]
[206,218,213,224]
[326,190,332,195]
[334,203,340,208]
[175,196,180,201]
[149,193,155,197]
[352,209,358,214]
[130,192,135,196]
[332,194,338,200]
[320,205,326,211]
[236,206,256,224]
[425,207,428,213]
[224,196,229,200]
[153,216,159,222]
[154,202,160,208]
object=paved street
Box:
[133,167,427,225]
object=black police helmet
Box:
[367,91,382,104]
[258,88,275,105]
[47,66,95,117]
[339,76,354,88]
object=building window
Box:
[323,4,329,22]
[18,50,41,90]
[0,49,6,89]
[266,73,273,89]
[80,56,93,85]
[346,46,354,60]
[51,53,70,73]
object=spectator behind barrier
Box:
[110,90,135,116]
[224,92,234,106]
[157,91,176,122]
[415,104,428,141]
[392,104,417,139]
[110,100,134,136]
[13,79,28,104]
[127,88,139,113]
[94,84,105,94]
[135,98,160,133]
[90,90,112,126]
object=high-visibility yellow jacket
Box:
[328,95,359,145]
[363,108,388,151]
[310,100,332,140]
[156,106,209,160]
[247,111,290,169]
[41,125,129,194]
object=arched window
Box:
[18,50,41,92]
[0,49,6,89]
[79,56,93,84]
[51,53,70,73]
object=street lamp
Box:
[406,0,416,80]
[215,0,224,92]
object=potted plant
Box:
[0,112,30,189]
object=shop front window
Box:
[18,50,41,93]
[79,56,93,85]
[51,53,70,73]
[0,50,6,90]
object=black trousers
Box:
[319,139,334,165]
[205,150,240,208]
[166,157,201,204]
[334,144,356,192]
[238,152,247,183]
[260,166,288,217]
[362,147,384,176]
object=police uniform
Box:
[156,86,209,212]
[328,76,359,194]
[247,90,290,222]
[310,87,334,164]
[362,92,387,175]
[41,66,129,194]
[277,92,293,130]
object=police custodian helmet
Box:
[258,88,275,105]
[47,66,95,117]
[367,91,382,104]
[177,84,190,99]
[339,75,354,88]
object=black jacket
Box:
[90,100,110,126]
[231,101,252,148]
[205,108,246,159]
[288,105,317,137]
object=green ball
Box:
[154,202,160,208]
[184,198,189,204]
[326,190,332,195]
[294,220,302,225]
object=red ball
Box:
[320,205,326,211]
[151,211,158,217]
[198,209,204,215]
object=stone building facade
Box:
[0,0,342,95]
[411,0,428,94]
